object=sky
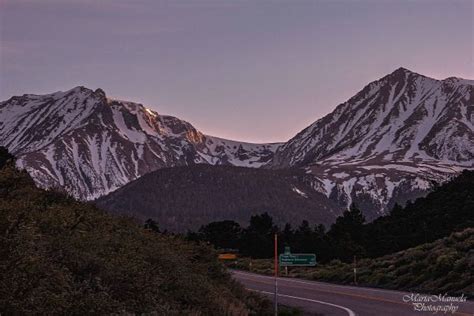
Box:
[1,0,473,143]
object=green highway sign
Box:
[279,253,316,266]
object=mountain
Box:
[0,86,281,200]
[269,68,474,219]
[2,68,472,224]
[96,164,342,232]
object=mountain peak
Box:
[0,87,282,200]
[395,66,410,72]
[69,85,91,93]
[272,67,473,168]
[61,86,107,101]
[389,67,417,77]
[93,88,106,99]
[442,76,474,86]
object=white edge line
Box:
[249,289,356,316]
[232,270,402,295]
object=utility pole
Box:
[274,233,278,316]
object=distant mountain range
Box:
[1,67,472,229]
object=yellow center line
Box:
[236,274,472,316]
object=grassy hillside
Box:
[96,164,341,232]
[231,228,474,296]
[0,155,271,315]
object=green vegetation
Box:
[0,148,272,315]
[228,228,474,296]
[277,306,308,316]
[191,170,474,264]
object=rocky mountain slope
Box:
[269,68,473,219]
[0,87,281,199]
[96,164,342,232]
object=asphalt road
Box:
[232,270,474,316]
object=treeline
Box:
[186,170,474,263]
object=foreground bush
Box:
[0,161,271,315]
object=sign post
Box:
[274,233,278,316]
[284,246,290,276]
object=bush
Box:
[0,163,271,315]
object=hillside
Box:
[96,165,342,232]
[0,150,271,315]
[363,169,474,257]
[311,228,474,296]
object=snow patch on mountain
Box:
[292,186,308,198]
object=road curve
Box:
[232,270,474,316]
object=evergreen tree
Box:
[280,223,294,252]
[240,213,278,258]
[197,220,242,250]
[144,218,160,233]
[294,220,314,253]
[0,147,14,169]
[327,204,366,262]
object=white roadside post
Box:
[353,255,358,285]
[274,233,278,316]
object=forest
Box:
[187,169,474,263]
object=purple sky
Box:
[1,0,473,143]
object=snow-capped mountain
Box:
[1,68,472,222]
[0,86,281,200]
[269,68,473,219]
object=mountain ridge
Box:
[265,67,473,218]
[0,86,282,199]
[1,67,472,223]
[269,67,473,167]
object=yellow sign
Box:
[218,253,237,260]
